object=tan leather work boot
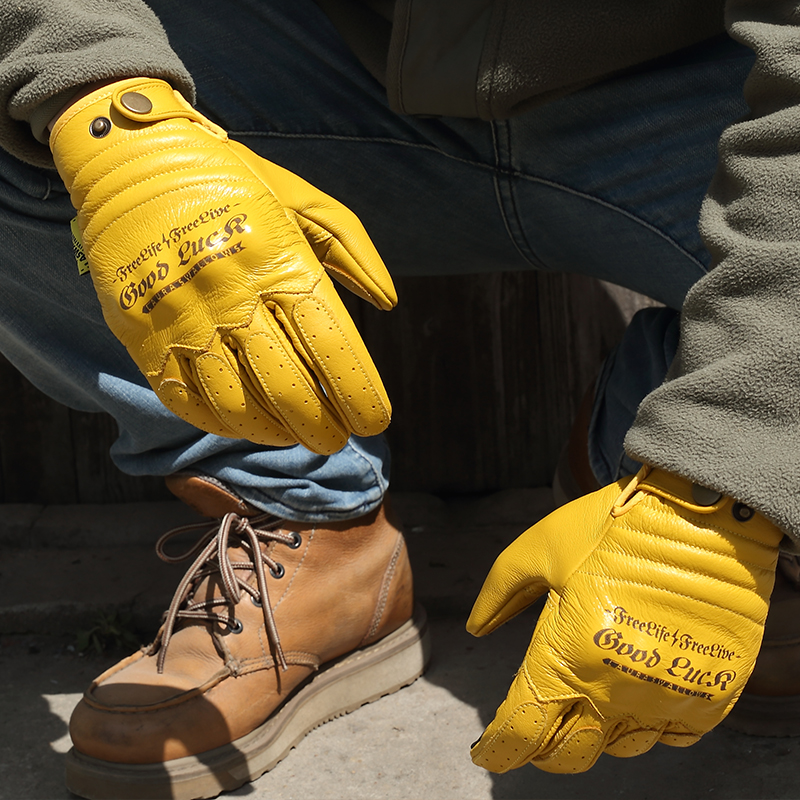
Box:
[65,475,430,800]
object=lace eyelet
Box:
[270,563,285,579]
[288,531,302,549]
[250,595,262,608]
[228,619,244,634]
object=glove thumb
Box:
[228,140,397,311]
[467,479,633,637]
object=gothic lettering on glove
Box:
[594,626,738,697]
[115,212,249,313]
[176,214,248,267]
[120,261,170,310]
[114,204,235,285]
[609,605,740,659]
[141,242,245,314]
[114,205,240,281]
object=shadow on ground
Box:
[422,605,800,800]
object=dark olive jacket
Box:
[318,0,726,118]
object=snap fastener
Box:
[89,117,112,138]
[691,484,723,506]
[120,91,153,114]
[732,502,755,522]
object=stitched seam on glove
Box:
[199,365,292,435]
[573,571,765,624]
[592,542,775,583]
[612,510,779,556]
[73,126,199,200]
[245,334,341,440]
[476,702,546,769]
[293,297,384,426]
[259,271,325,301]
[86,173,265,249]
[322,260,378,306]
[157,379,239,438]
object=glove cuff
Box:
[620,466,783,550]
[50,77,224,190]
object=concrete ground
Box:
[2,490,799,800]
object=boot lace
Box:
[148,512,295,674]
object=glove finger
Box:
[467,480,632,638]
[155,353,241,440]
[191,351,300,449]
[288,209,397,311]
[470,663,551,775]
[531,725,606,774]
[234,303,350,454]
[472,668,605,775]
[242,335,349,455]
[466,543,551,638]
[277,277,392,438]
[157,377,240,440]
[658,721,702,748]
[603,723,664,758]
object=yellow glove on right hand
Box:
[467,466,782,774]
[50,78,396,455]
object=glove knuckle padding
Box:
[50,78,395,454]
[468,467,782,774]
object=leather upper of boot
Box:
[69,479,414,764]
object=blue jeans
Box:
[0,1,754,519]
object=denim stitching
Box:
[238,129,706,276]
[233,130,496,173]
[511,172,708,275]
[489,122,543,268]
[492,121,546,269]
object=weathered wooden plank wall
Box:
[0,272,642,504]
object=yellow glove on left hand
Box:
[50,78,396,455]
[467,466,781,774]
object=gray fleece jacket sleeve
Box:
[626,1,800,545]
[0,0,194,168]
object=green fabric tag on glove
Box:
[71,217,90,275]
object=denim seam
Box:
[234,130,497,174]
[509,171,709,275]
[238,129,707,275]
[490,121,547,270]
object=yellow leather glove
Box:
[467,466,782,774]
[49,78,396,455]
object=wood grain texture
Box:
[0,273,647,502]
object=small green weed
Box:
[75,609,141,655]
